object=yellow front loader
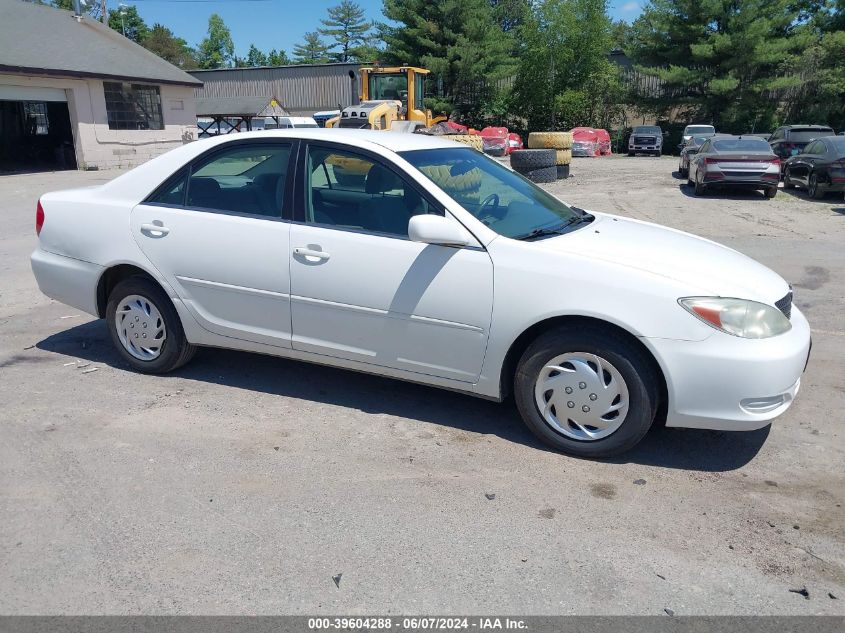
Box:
[327,65,447,131]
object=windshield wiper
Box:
[515,213,592,241]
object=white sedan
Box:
[30,129,811,457]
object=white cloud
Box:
[620,1,640,11]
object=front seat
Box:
[362,165,412,235]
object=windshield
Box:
[634,126,661,135]
[789,129,833,142]
[712,138,772,152]
[369,73,407,102]
[685,125,714,136]
[829,137,845,152]
[400,147,579,239]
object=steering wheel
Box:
[478,194,500,224]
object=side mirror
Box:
[408,214,472,247]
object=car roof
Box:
[195,128,463,153]
[781,124,834,130]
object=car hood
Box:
[535,212,789,303]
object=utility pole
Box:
[101,0,107,23]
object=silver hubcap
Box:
[115,294,166,361]
[534,353,629,441]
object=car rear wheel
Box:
[514,326,659,458]
[764,187,777,199]
[106,276,196,374]
[694,172,707,196]
[808,173,825,199]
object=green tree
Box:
[781,1,845,130]
[107,5,149,44]
[143,23,198,69]
[626,0,811,132]
[197,13,235,69]
[319,0,372,62]
[292,32,332,64]
[381,0,516,119]
[489,0,530,33]
[267,49,291,65]
[511,0,622,130]
[245,44,269,67]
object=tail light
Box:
[769,157,781,166]
[36,200,44,236]
[704,157,721,165]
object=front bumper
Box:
[645,306,811,431]
[31,247,103,316]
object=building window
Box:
[23,102,49,135]
[103,82,164,130]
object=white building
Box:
[0,0,201,172]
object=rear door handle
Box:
[293,247,330,261]
[140,223,170,237]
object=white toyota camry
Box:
[31,129,811,457]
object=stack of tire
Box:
[447,134,484,151]
[521,131,573,180]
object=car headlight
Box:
[679,297,791,339]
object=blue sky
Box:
[122,0,644,58]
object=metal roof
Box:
[190,63,361,116]
[0,0,201,87]
[195,96,289,117]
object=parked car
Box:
[783,135,845,199]
[628,125,663,156]
[682,124,715,143]
[768,125,835,167]
[506,132,523,154]
[571,127,611,156]
[265,116,319,130]
[688,135,780,198]
[30,129,810,458]
[313,111,340,127]
[677,135,715,177]
[479,126,509,157]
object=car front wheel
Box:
[106,276,196,374]
[514,326,659,458]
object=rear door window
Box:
[186,143,292,218]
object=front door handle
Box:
[293,247,331,261]
[140,222,170,237]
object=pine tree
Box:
[143,24,197,69]
[197,14,235,69]
[107,4,149,43]
[319,0,372,62]
[292,32,332,64]
[381,0,516,118]
[626,0,810,132]
[246,44,269,67]
[267,49,291,66]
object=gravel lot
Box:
[1,156,843,615]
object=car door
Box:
[793,141,821,185]
[288,142,494,383]
[131,140,296,348]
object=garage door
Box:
[0,85,67,102]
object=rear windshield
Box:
[830,137,845,152]
[789,129,833,142]
[685,126,714,135]
[634,126,661,135]
[712,138,772,152]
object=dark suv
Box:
[768,125,835,165]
